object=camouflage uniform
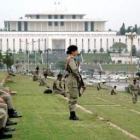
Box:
[129,83,139,104]
[111,87,117,95]
[53,79,67,97]
[39,76,50,87]
[66,56,79,112]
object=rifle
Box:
[78,74,86,97]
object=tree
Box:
[134,24,138,33]
[80,49,85,54]
[136,72,140,78]
[132,45,137,56]
[0,53,4,68]
[100,48,104,54]
[110,42,127,55]
[3,53,14,69]
[124,48,128,53]
[119,23,126,35]
[93,49,97,54]
[88,49,92,54]
[137,27,140,35]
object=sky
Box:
[0,0,139,31]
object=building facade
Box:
[0,11,140,53]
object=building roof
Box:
[25,11,86,16]
[4,19,107,22]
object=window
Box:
[85,22,88,31]
[72,15,76,19]
[60,15,64,19]
[8,22,10,31]
[36,15,40,19]
[60,22,64,26]
[54,15,58,19]
[91,22,94,31]
[48,22,52,26]
[48,15,52,19]
[24,22,28,31]
[18,22,22,31]
[55,22,58,26]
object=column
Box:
[13,39,15,52]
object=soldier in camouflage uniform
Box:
[111,86,117,95]
[129,79,139,104]
[65,45,86,121]
[53,74,67,97]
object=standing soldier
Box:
[35,66,39,75]
[65,45,86,121]
[129,79,139,104]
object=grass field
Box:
[83,53,111,63]
[101,64,137,72]
[4,74,140,140]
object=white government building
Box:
[0,11,140,53]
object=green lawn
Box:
[102,64,137,72]
[83,53,111,63]
[4,74,140,140]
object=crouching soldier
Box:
[39,75,50,87]
[129,79,139,104]
[53,74,67,97]
[33,74,39,81]
[111,86,117,95]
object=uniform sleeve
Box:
[69,58,80,78]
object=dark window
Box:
[60,15,64,19]
[8,22,10,31]
[24,22,28,31]
[60,22,64,26]
[36,15,40,19]
[85,22,88,31]
[55,22,58,26]
[72,15,76,19]
[48,15,52,19]
[91,22,94,31]
[54,15,58,19]
[48,22,52,26]
[18,22,22,31]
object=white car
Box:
[116,75,129,80]
[89,78,106,84]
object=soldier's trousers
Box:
[0,94,13,109]
[68,87,79,112]
[54,90,68,97]
[0,109,7,129]
[131,91,138,103]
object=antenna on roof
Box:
[54,0,62,11]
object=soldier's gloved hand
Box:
[0,98,5,103]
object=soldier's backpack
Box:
[44,88,53,94]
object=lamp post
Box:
[22,39,44,73]
[46,48,51,72]
[126,27,137,83]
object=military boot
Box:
[69,111,82,121]
[0,128,12,139]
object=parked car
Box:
[89,78,106,84]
